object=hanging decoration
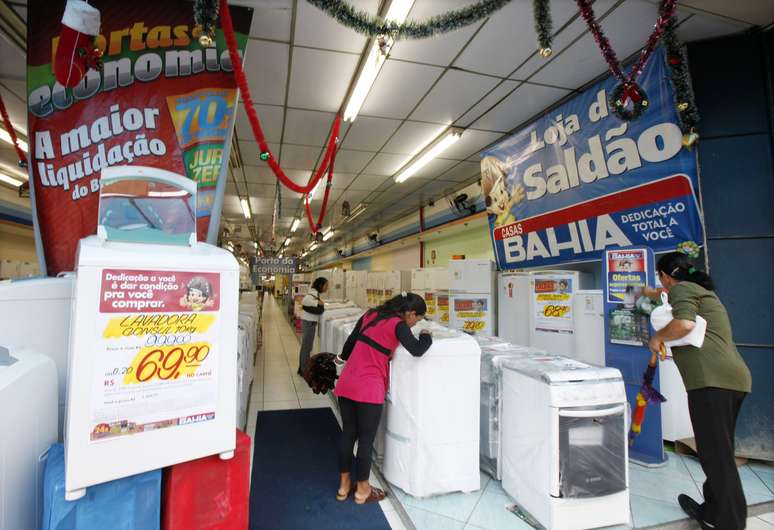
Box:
[306,0,511,39]
[576,0,677,122]
[533,0,553,57]
[304,140,338,234]
[676,240,701,259]
[662,13,701,149]
[54,0,103,89]
[0,92,27,168]
[193,0,219,47]
[220,0,342,198]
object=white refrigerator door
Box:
[497,272,530,346]
[572,290,605,366]
[449,260,494,293]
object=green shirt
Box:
[668,282,752,393]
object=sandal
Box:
[354,486,386,505]
[336,486,355,501]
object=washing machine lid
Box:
[501,355,622,383]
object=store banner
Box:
[251,257,298,275]
[92,268,221,441]
[481,48,704,269]
[27,1,252,275]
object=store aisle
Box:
[245,296,408,530]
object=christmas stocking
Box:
[54,0,101,88]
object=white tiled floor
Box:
[247,297,773,530]
[245,296,407,530]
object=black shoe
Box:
[678,494,716,529]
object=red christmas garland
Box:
[219,0,340,198]
[576,0,677,120]
[0,92,27,167]
[305,143,337,235]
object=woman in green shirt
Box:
[647,252,752,530]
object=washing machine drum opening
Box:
[558,412,626,498]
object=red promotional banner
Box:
[27,1,252,275]
[99,269,221,313]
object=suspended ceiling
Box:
[0,0,771,259]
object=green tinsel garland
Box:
[194,0,219,45]
[662,14,700,134]
[306,0,512,40]
[533,0,553,57]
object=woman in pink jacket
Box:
[334,293,432,504]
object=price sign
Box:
[91,268,220,442]
[532,273,574,334]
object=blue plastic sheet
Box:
[42,444,161,530]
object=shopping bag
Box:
[650,292,707,353]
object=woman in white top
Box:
[298,277,329,374]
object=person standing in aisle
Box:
[297,277,329,375]
[334,293,432,504]
[645,252,752,530]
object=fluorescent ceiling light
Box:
[284,238,291,247]
[0,128,28,152]
[278,253,284,259]
[240,198,251,219]
[0,172,23,187]
[395,129,462,184]
[323,230,334,241]
[343,0,415,122]
[310,243,319,252]
[290,218,300,232]
[253,241,259,249]
[322,226,332,236]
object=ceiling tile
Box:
[348,174,390,192]
[244,166,281,185]
[676,12,750,43]
[236,104,283,143]
[331,172,359,189]
[454,0,579,77]
[334,150,376,173]
[410,70,500,124]
[244,40,289,105]
[278,144,325,170]
[247,183,277,198]
[359,60,444,119]
[390,0,483,66]
[438,161,481,183]
[340,116,402,151]
[283,109,338,146]
[382,121,448,156]
[455,80,520,128]
[364,152,411,176]
[471,83,571,133]
[337,188,371,206]
[242,1,292,41]
[287,48,359,112]
[295,0,376,53]
[443,129,504,160]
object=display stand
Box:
[64,166,239,500]
[602,246,666,467]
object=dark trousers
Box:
[338,397,383,482]
[298,320,316,372]
[687,388,747,530]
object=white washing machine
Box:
[318,305,361,353]
[0,347,58,530]
[0,276,74,440]
[501,355,630,530]
[383,322,481,497]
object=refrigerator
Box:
[382,271,411,305]
[528,271,593,356]
[497,272,531,346]
[317,269,345,301]
[449,260,496,336]
[426,267,449,325]
[572,290,606,366]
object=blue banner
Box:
[481,48,703,269]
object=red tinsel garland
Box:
[0,91,27,167]
[305,143,337,234]
[219,0,340,196]
[576,0,677,104]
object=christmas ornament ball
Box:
[199,33,213,47]
[539,47,552,58]
[677,102,689,111]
